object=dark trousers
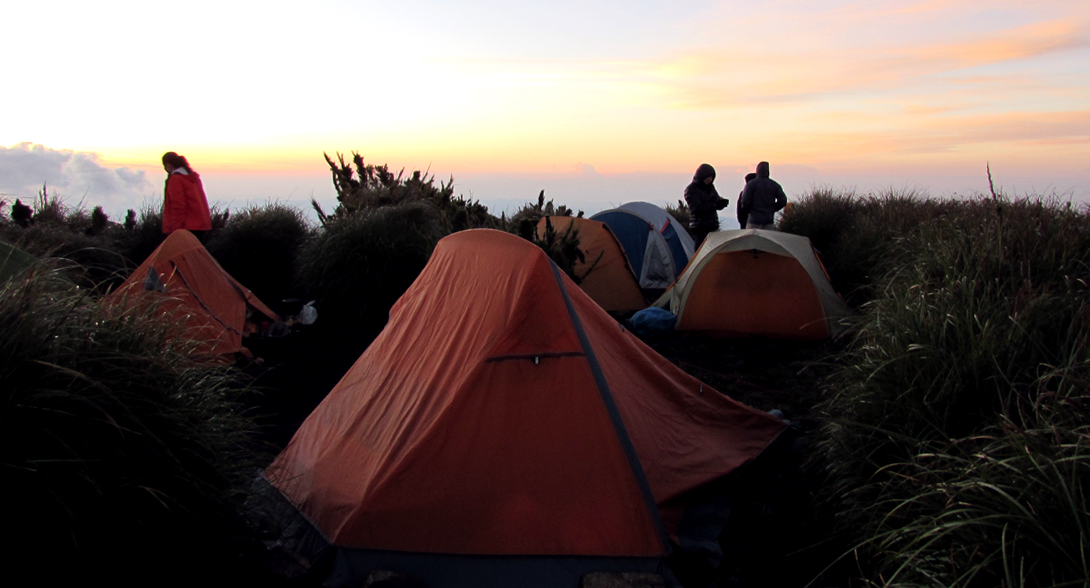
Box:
[689,225,718,252]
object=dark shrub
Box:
[111,204,166,268]
[0,266,263,584]
[0,191,131,289]
[503,191,591,283]
[664,199,691,234]
[323,151,499,231]
[205,202,311,304]
[89,205,109,235]
[0,196,171,292]
[295,201,445,330]
[11,198,32,227]
[506,189,581,233]
[533,215,587,284]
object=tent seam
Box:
[547,259,671,554]
[168,260,243,336]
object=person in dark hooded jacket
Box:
[683,163,729,249]
[737,172,757,229]
[738,161,786,230]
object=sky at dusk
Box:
[2,0,1088,223]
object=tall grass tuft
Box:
[0,263,264,584]
[779,188,959,306]
[860,378,1090,588]
[806,190,1090,587]
[31,183,69,225]
[205,202,311,304]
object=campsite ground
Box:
[642,334,838,423]
[640,333,842,588]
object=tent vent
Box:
[143,266,165,292]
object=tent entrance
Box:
[678,250,828,339]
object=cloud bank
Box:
[0,143,155,214]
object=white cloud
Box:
[0,143,155,214]
[575,163,603,177]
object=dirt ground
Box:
[635,332,845,588]
[639,332,840,423]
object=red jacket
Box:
[163,171,212,233]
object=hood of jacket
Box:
[693,163,716,183]
[167,169,202,186]
[756,161,770,178]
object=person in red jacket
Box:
[161,151,212,235]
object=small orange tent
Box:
[657,229,852,340]
[106,230,279,357]
[535,216,646,312]
[265,229,785,586]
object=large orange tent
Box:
[535,216,647,312]
[265,229,785,587]
[105,230,279,357]
[656,229,852,340]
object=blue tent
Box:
[590,202,695,294]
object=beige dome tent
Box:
[656,229,852,340]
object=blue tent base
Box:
[329,549,670,588]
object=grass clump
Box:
[0,186,135,288]
[806,191,1090,587]
[205,202,312,304]
[664,199,691,234]
[0,264,263,584]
